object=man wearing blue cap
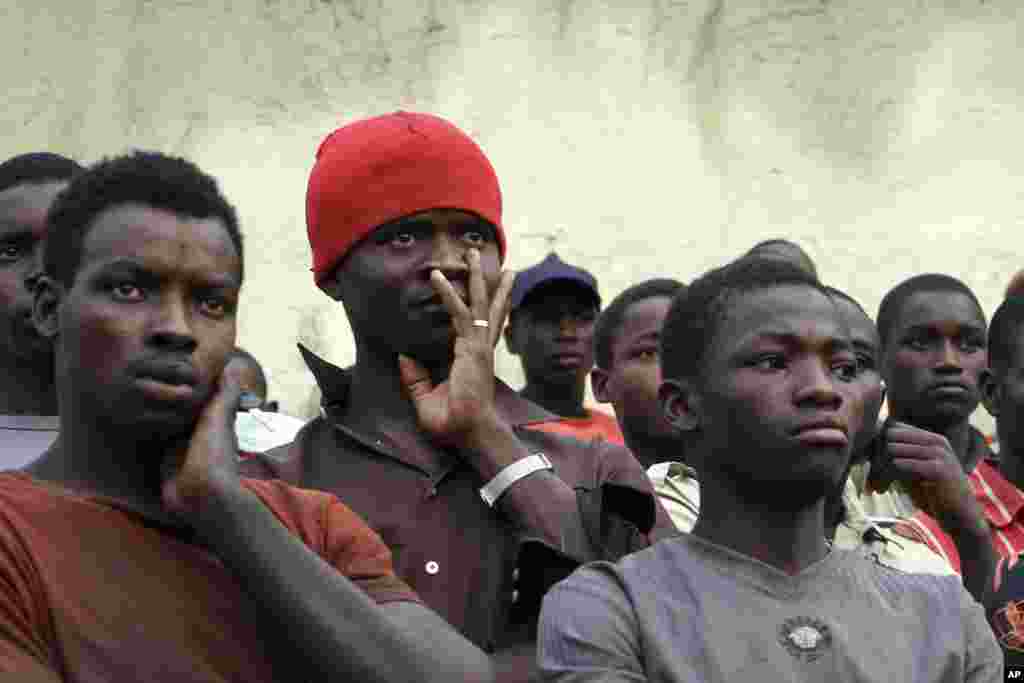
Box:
[504,253,624,445]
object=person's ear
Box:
[591,367,611,403]
[32,274,64,340]
[659,377,703,434]
[980,368,1000,418]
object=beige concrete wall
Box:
[4,1,1021,433]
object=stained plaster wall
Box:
[4,0,1021,434]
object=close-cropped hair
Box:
[593,278,685,370]
[988,296,1024,374]
[0,152,83,195]
[824,286,871,321]
[1005,270,1024,300]
[43,150,243,287]
[660,258,825,384]
[876,274,984,349]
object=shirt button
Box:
[511,589,519,604]
[425,561,440,575]
[512,568,520,582]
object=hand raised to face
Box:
[398,248,515,446]
[867,420,986,538]
[161,356,247,521]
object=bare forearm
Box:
[953,528,998,606]
[466,419,598,561]
[195,483,491,683]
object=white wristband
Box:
[479,453,553,507]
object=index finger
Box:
[884,423,949,447]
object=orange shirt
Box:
[0,473,418,681]
[525,409,625,446]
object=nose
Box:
[426,232,469,283]
[557,316,583,339]
[793,360,843,409]
[934,339,963,374]
[148,294,197,354]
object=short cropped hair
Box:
[593,278,685,370]
[824,286,870,321]
[1005,270,1024,299]
[43,151,242,287]
[988,296,1024,374]
[876,274,983,349]
[230,347,268,398]
[746,238,817,277]
[0,152,83,194]
[660,258,825,383]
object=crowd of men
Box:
[0,111,1020,681]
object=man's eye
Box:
[751,355,786,371]
[833,361,858,382]
[635,349,658,361]
[111,283,144,300]
[201,298,229,317]
[856,354,875,371]
[0,244,25,262]
[904,338,928,351]
[462,230,485,245]
[959,339,984,353]
[391,232,415,247]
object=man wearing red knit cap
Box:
[242,112,674,682]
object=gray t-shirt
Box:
[538,533,1001,682]
[0,416,58,470]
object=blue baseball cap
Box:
[510,252,600,310]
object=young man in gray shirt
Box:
[538,258,1000,682]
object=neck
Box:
[692,469,829,575]
[520,380,587,418]
[346,345,446,431]
[0,355,57,415]
[27,394,185,524]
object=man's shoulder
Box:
[0,472,60,509]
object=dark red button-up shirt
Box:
[240,345,675,681]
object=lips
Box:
[792,419,848,447]
[928,381,970,397]
[134,362,199,387]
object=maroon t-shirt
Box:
[0,474,420,681]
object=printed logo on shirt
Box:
[993,600,1024,653]
[778,616,832,663]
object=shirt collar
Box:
[297,343,558,428]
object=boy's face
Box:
[509,282,598,388]
[666,285,862,502]
[593,295,674,447]
[882,290,987,432]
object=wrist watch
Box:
[479,453,553,507]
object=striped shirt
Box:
[895,458,1024,574]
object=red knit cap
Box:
[306,111,506,285]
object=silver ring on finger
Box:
[472,319,490,329]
